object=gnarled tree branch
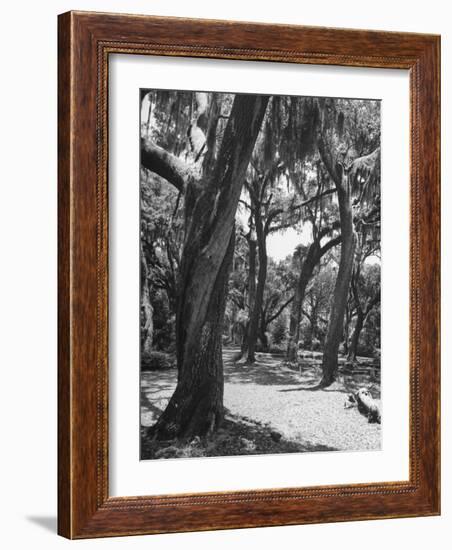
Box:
[141,137,191,193]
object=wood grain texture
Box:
[57,10,440,539]
[57,10,72,539]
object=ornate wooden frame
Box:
[58,11,440,539]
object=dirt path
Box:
[141,347,381,454]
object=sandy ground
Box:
[141,347,381,454]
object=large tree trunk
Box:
[146,94,269,440]
[320,180,356,387]
[149,232,234,439]
[247,211,267,363]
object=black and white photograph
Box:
[0,0,445,545]
[139,89,381,460]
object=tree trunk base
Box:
[318,371,337,388]
[148,393,224,442]
[286,340,298,363]
[246,352,256,365]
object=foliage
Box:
[301,260,336,343]
[141,351,176,372]
[142,91,381,359]
[140,89,382,438]
[272,314,288,345]
[358,307,381,357]
[150,290,175,352]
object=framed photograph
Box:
[58,11,440,539]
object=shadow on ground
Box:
[140,346,381,457]
[223,347,379,394]
[141,368,176,396]
[140,368,177,426]
[140,408,337,460]
[223,347,313,387]
[279,370,380,398]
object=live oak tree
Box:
[302,260,337,346]
[259,258,296,349]
[237,217,258,356]
[141,92,268,439]
[347,263,380,362]
[222,228,254,346]
[317,99,381,386]
[272,314,288,345]
[285,160,341,362]
[286,228,341,361]
[225,247,295,351]
[239,96,321,362]
[317,143,357,386]
[140,90,381,448]
[346,218,381,362]
[241,171,281,363]
[232,97,341,365]
[238,161,290,361]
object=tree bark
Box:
[286,244,318,362]
[145,94,269,440]
[258,316,269,350]
[320,174,356,387]
[240,323,249,355]
[347,290,379,363]
[310,315,318,345]
[241,234,257,356]
[286,233,341,362]
[247,208,267,363]
[140,247,153,358]
[141,138,191,193]
[149,231,235,439]
[347,309,364,362]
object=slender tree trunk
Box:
[286,232,341,362]
[286,245,318,362]
[241,235,257,357]
[247,212,267,363]
[240,322,249,355]
[258,316,269,351]
[310,315,318,345]
[140,248,153,358]
[147,94,269,440]
[347,291,379,363]
[342,304,351,356]
[320,180,356,387]
[347,310,364,363]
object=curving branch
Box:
[140,137,192,193]
[266,295,294,325]
[318,219,341,240]
[265,188,337,234]
[319,235,342,256]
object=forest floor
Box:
[140,347,381,460]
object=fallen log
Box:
[344,387,381,424]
